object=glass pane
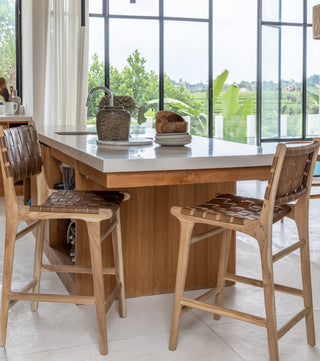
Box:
[109,0,159,17]
[164,0,208,19]
[164,21,208,136]
[213,0,257,144]
[262,0,303,23]
[261,25,280,139]
[281,27,303,138]
[89,0,103,14]
[307,27,320,137]
[309,0,320,23]
[262,25,303,140]
[262,0,280,22]
[0,0,16,98]
[109,19,159,126]
[88,17,105,120]
[281,0,303,23]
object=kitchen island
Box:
[37,125,274,298]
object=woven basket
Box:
[96,106,130,140]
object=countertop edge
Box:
[39,132,274,173]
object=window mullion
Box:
[257,0,262,146]
[104,0,109,88]
[208,0,213,139]
[16,0,22,99]
[159,0,164,111]
[302,0,307,139]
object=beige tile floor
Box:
[1,181,320,360]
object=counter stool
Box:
[0,123,129,355]
[169,139,320,361]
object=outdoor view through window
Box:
[89,0,320,144]
[1,0,319,144]
[0,0,16,95]
[261,0,320,140]
[89,0,257,141]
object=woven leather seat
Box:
[30,190,124,214]
[169,139,320,361]
[180,193,292,225]
[0,123,129,355]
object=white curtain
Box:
[43,0,89,129]
[22,0,49,123]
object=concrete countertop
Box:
[37,125,275,173]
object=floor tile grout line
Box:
[4,341,100,359]
[189,300,320,360]
[190,308,247,361]
[4,347,8,361]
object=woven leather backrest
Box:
[264,141,319,205]
[0,125,43,183]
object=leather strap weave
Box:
[181,193,291,225]
[0,125,43,183]
[30,190,124,214]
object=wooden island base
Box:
[40,144,270,298]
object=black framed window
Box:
[212,0,257,144]
[0,0,22,99]
[257,0,320,145]
[89,0,319,145]
[88,0,212,136]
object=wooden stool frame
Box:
[169,139,320,361]
[0,123,129,355]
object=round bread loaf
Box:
[155,111,188,133]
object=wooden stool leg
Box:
[259,235,279,361]
[295,203,315,346]
[87,222,108,355]
[111,209,126,318]
[169,220,194,351]
[214,229,232,320]
[0,220,18,346]
[300,238,315,345]
[31,220,46,312]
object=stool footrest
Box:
[41,264,116,275]
[224,273,303,297]
[105,283,122,313]
[191,227,224,244]
[277,308,309,340]
[101,218,118,244]
[8,292,95,305]
[180,297,266,327]
[16,221,41,242]
[9,279,38,309]
[272,241,304,263]
[181,286,221,315]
